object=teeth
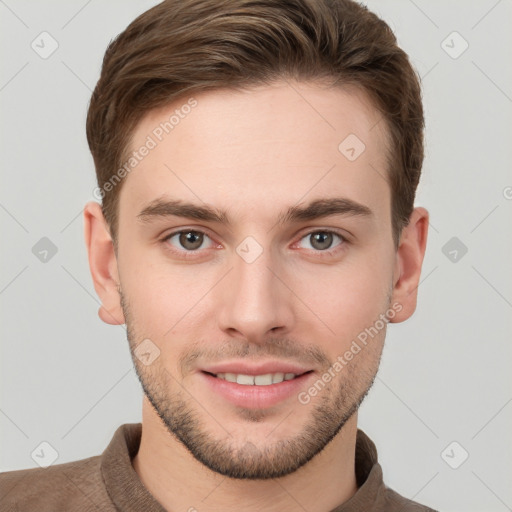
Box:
[215,372,297,385]
[272,372,284,384]
[237,374,255,385]
[224,373,237,383]
[254,374,273,386]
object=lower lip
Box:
[199,371,314,409]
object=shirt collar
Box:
[102,423,166,511]
[101,423,383,512]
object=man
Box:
[0,0,435,510]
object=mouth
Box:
[202,370,312,386]
[198,364,315,409]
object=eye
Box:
[164,230,214,251]
[297,230,345,252]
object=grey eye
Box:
[298,231,343,251]
[167,230,212,251]
[310,232,333,250]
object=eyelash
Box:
[161,228,349,260]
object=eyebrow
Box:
[137,197,373,226]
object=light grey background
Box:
[1,1,511,511]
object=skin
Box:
[84,80,428,512]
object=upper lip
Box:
[201,361,313,376]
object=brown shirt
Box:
[0,423,437,511]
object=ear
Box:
[389,206,429,323]
[83,201,125,325]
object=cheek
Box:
[123,278,185,341]
[119,248,220,343]
[292,249,393,345]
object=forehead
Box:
[119,81,391,226]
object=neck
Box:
[132,398,359,512]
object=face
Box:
[102,81,405,478]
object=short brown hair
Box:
[86,0,424,249]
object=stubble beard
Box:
[122,292,385,480]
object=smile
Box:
[199,367,315,409]
[211,372,299,385]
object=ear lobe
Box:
[389,207,429,323]
[83,201,125,325]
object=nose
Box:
[216,245,296,343]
